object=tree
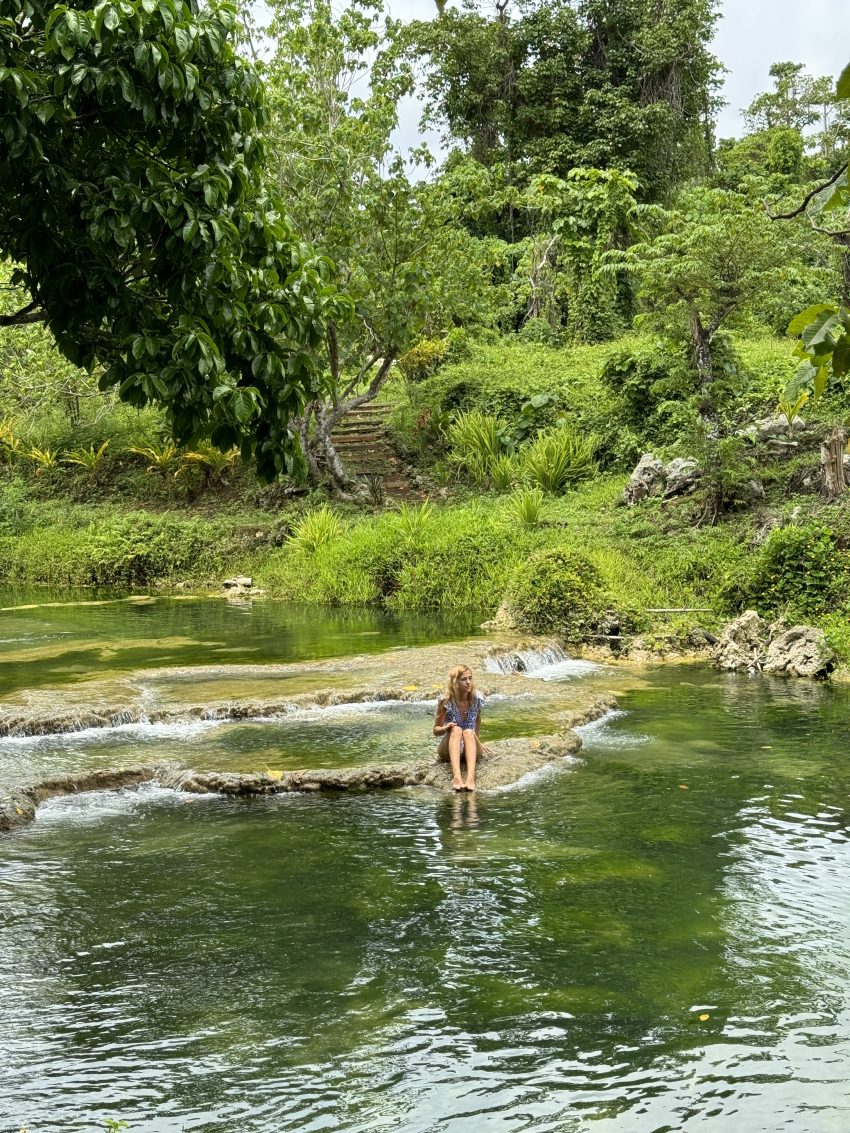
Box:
[744,62,820,134]
[619,189,783,425]
[264,0,493,490]
[0,0,340,479]
[516,168,649,341]
[409,0,721,203]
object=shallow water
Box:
[2,597,850,1131]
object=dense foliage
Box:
[0,0,340,477]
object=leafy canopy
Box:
[0,0,342,478]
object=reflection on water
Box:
[2,600,850,1130]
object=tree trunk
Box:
[690,310,715,427]
[820,425,847,498]
[314,401,355,491]
[294,404,322,485]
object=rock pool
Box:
[1,594,849,1131]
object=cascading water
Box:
[484,643,600,679]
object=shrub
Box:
[600,341,672,428]
[727,523,849,617]
[85,513,229,586]
[505,546,613,639]
[520,427,597,493]
[397,338,449,383]
[0,511,233,586]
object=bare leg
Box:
[462,729,477,789]
[447,727,464,789]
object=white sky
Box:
[384,0,850,151]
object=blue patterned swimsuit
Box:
[441,692,483,754]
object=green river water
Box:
[1,594,850,1132]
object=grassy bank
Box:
[3,331,850,665]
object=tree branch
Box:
[765,161,849,221]
[326,352,397,429]
[0,301,47,327]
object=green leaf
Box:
[831,334,850,379]
[803,310,843,349]
[814,365,829,400]
[837,62,850,101]
[786,303,836,338]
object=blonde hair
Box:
[444,664,475,704]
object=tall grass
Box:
[290,506,343,554]
[521,427,597,493]
[502,486,545,529]
[446,410,503,483]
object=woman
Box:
[434,665,486,792]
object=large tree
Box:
[410,0,720,203]
[0,0,340,478]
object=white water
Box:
[485,644,600,680]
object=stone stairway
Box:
[330,403,423,499]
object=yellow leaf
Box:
[699,1013,710,1021]
[15,807,23,815]
[264,766,283,781]
[679,784,688,790]
[403,685,418,692]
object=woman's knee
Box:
[462,728,476,746]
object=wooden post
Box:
[820,425,847,498]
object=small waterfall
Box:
[484,645,570,675]
[485,644,601,680]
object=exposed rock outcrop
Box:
[622,454,666,505]
[763,625,835,679]
[711,611,834,678]
[710,610,770,673]
[622,453,700,506]
[0,694,617,835]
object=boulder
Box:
[763,626,835,679]
[710,610,770,672]
[623,454,700,506]
[622,453,666,505]
[755,414,807,442]
[662,457,700,498]
[480,600,518,632]
[711,612,834,679]
[222,576,253,589]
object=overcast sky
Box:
[384,0,850,151]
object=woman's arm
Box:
[434,698,455,737]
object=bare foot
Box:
[452,778,465,791]
[463,782,475,792]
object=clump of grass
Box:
[503,486,544,528]
[520,427,597,493]
[394,498,435,545]
[290,505,343,554]
[64,440,110,482]
[447,409,503,483]
[490,454,516,492]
